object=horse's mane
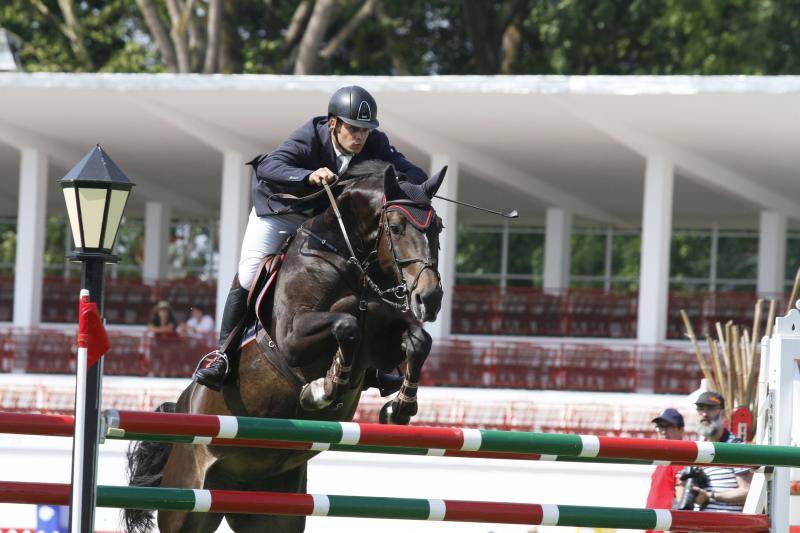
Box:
[340,159,409,193]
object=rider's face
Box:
[331,119,370,155]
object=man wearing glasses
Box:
[645,407,685,525]
[687,391,752,512]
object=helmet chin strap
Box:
[332,120,356,156]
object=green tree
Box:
[569,232,603,288]
[611,233,640,289]
[3,1,799,75]
[0,219,15,274]
[1,0,160,72]
[670,232,711,291]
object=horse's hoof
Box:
[379,401,411,425]
[300,378,334,411]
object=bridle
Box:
[304,182,440,313]
[379,198,441,305]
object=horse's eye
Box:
[389,224,402,235]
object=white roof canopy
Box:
[1,73,799,228]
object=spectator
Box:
[681,392,752,512]
[645,408,685,530]
[147,300,178,337]
[181,305,215,334]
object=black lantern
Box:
[60,145,134,259]
[61,145,134,532]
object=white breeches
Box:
[238,208,308,289]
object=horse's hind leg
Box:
[285,310,361,410]
[157,444,223,533]
[381,323,432,425]
[225,463,308,533]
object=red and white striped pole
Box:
[69,254,108,533]
[69,289,92,532]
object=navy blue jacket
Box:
[251,117,427,216]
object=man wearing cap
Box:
[645,407,685,528]
[194,85,427,391]
[684,391,752,512]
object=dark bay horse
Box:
[125,161,446,532]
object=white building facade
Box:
[1,74,799,343]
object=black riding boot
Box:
[194,277,249,391]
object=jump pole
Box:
[0,411,762,468]
[0,481,769,532]
[104,409,800,468]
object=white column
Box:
[500,219,509,291]
[427,154,458,339]
[709,223,719,292]
[636,156,674,344]
[543,208,572,291]
[216,150,250,326]
[757,210,787,295]
[603,227,613,290]
[13,148,48,327]
[143,201,171,282]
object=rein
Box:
[301,183,439,313]
[264,176,344,216]
[322,182,360,266]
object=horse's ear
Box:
[423,166,447,199]
[383,164,403,199]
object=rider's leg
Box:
[194,208,308,391]
[193,276,249,390]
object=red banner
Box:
[78,295,110,368]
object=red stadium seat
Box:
[451,285,500,335]
[0,276,13,322]
[146,332,217,378]
[103,333,148,376]
[154,279,217,324]
[0,328,13,372]
[0,385,40,412]
[40,277,81,323]
[16,329,75,374]
[104,279,154,325]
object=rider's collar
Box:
[382,195,434,230]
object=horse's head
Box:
[378,164,446,322]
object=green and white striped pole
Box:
[0,481,769,532]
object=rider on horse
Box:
[194,85,428,391]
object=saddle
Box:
[237,252,285,352]
[249,254,284,330]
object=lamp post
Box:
[60,145,133,532]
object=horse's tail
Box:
[123,401,176,533]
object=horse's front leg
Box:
[158,443,221,533]
[285,310,361,411]
[381,322,432,425]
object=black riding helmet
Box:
[328,85,379,129]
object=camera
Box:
[675,467,710,510]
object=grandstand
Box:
[1,74,797,531]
